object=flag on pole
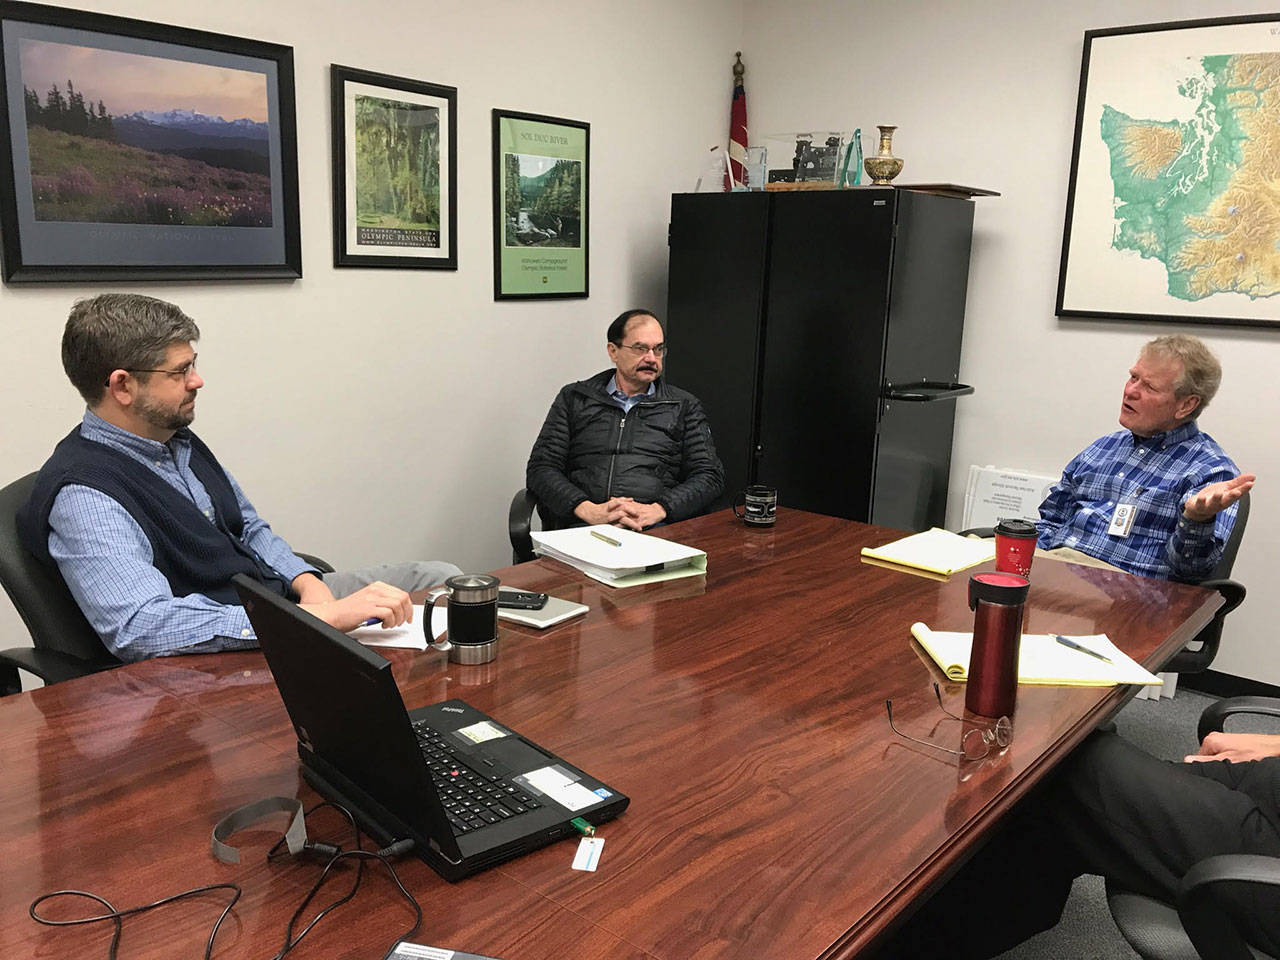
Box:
[726,52,747,190]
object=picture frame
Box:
[1057,13,1280,328]
[331,64,456,270]
[0,1,300,283]
[492,109,589,299]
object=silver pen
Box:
[1054,634,1113,664]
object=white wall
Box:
[7,0,1279,688]
[743,0,1280,684]
[1,0,742,673]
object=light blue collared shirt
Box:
[46,410,317,661]
[607,375,654,414]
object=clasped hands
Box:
[293,573,413,632]
[1182,473,1256,523]
[574,496,667,531]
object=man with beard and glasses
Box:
[17,294,460,662]
[525,309,724,531]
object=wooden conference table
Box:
[1,509,1221,959]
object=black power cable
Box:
[30,883,241,960]
[29,800,420,959]
[271,849,422,960]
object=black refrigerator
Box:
[666,186,983,531]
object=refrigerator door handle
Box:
[880,380,975,402]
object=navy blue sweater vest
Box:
[18,428,294,604]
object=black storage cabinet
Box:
[665,186,979,531]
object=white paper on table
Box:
[531,525,706,580]
[347,604,446,649]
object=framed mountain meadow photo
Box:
[1057,13,1280,327]
[492,109,588,299]
[331,64,456,270]
[0,1,301,283]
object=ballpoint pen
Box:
[590,529,622,547]
[1054,634,1113,664]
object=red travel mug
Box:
[994,519,1038,577]
[965,572,1030,719]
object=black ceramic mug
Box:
[732,485,778,526]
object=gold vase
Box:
[863,125,904,185]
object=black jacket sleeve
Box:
[525,386,590,520]
[656,395,725,522]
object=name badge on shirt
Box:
[1108,502,1137,538]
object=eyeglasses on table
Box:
[885,682,1012,761]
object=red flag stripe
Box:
[726,81,747,190]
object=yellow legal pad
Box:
[910,622,1162,687]
[861,527,995,576]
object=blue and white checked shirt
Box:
[607,375,655,414]
[46,410,318,661]
[1036,422,1240,581]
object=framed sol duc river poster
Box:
[492,109,588,299]
[1057,13,1280,328]
[331,64,456,270]
[0,1,300,283]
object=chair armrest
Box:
[957,526,994,538]
[1200,578,1247,617]
[1198,696,1280,743]
[509,488,538,564]
[1163,578,1246,675]
[1177,854,1280,960]
[294,552,335,574]
[0,646,119,691]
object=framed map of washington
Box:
[1058,14,1280,328]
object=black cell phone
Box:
[498,591,549,610]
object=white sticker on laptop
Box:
[519,766,602,811]
[454,720,508,744]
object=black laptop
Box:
[234,575,629,881]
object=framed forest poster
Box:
[331,64,456,269]
[492,109,588,299]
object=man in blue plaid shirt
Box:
[1036,334,1254,581]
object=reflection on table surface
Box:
[1,508,1219,960]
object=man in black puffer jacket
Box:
[526,309,725,531]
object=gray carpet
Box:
[994,688,1280,959]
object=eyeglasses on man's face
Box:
[124,354,199,382]
[615,341,667,358]
[885,682,1012,762]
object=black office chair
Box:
[509,487,565,564]
[0,472,121,695]
[0,471,337,696]
[1163,491,1249,675]
[1106,695,1280,960]
[959,492,1249,676]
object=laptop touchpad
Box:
[480,736,553,773]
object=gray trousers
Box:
[322,560,462,598]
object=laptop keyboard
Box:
[412,721,543,835]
